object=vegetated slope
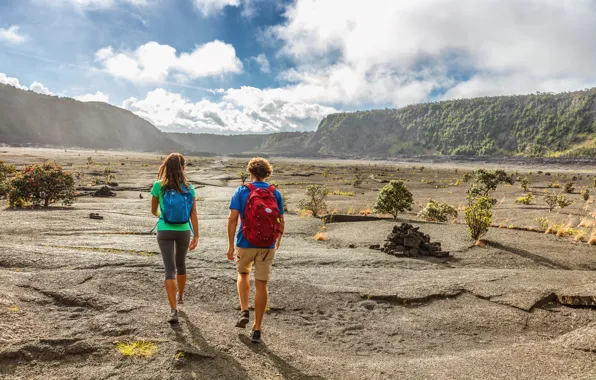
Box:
[308,89,596,157]
[168,132,314,155]
[0,83,180,152]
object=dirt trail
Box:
[2,148,596,379]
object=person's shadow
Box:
[171,310,251,380]
[238,334,326,380]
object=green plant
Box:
[87,157,93,166]
[462,172,473,183]
[0,161,16,196]
[467,169,514,201]
[373,180,413,220]
[116,341,157,358]
[544,193,573,212]
[515,193,534,205]
[8,163,76,208]
[103,166,114,184]
[536,217,549,230]
[418,199,458,222]
[298,185,328,217]
[581,188,590,201]
[464,195,493,241]
[353,168,364,188]
[548,182,561,188]
[238,171,249,184]
[564,182,574,193]
[520,177,529,192]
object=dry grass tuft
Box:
[313,232,327,241]
[116,341,157,358]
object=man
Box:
[227,157,284,344]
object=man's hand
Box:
[275,239,281,250]
[226,246,235,261]
[189,236,199,251]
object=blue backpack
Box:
[161,185,193,225]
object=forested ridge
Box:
[309,89,596,157]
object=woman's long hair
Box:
[157,153,189,193]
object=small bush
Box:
[8,163,76,208]
[520,177,529,192]
[373,180,413,220]
[557,194,573,209]
[238,171,249,184]
[298,185,328,217]
[581,189,590,201]
[116,341,157,358]
[353,168,364,188]
[536,217,549,230]
[515,193,534,205]
[418,200,458,222]
[564,182,575,194]
[0,161,16,196]
[464,196,493,241]
[548,182,560,188]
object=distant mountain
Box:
[307,89,596,157]
[0,83,179,152]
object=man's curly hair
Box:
[247,157,273,180]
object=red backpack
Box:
[242,183,281,247]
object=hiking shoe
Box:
[168,309,179,324]
[235,310,249,328]
[177,293,184,305]
[250,330,261,344]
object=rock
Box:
[89,213,103,220]
[139,194,143,199]
[377,222,450,258]
[369,244,381,250]
[93,186,116,197]
[359,300,376,310]
[349,244,356,248]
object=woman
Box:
[151,153,199,323]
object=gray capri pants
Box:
[157,230,191,280]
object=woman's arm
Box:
[151,196,160,217]
[227,210,239,260]
[189,199,199,250]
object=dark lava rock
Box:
[93,186,116,197]
[381,222,450,258]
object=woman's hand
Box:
[188,236,199,251]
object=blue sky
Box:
[1,0,596,134]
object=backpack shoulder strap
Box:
[244,183,257,192]
[267,184,276,193]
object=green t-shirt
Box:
[151,180,196,232]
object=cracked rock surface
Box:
[1,148,596,379]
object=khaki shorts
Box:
[236,248,276,282]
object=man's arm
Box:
[276,214,285,250]
[227,209,240,260]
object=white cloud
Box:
[0,25,26,44]
[0,73,28,90]
[29,82,55,96]
[122,87,336,133]
[192,0,240,15]
[265,0,596,107]
[250,54,270,73]
[75,91,110,103]
[95,41,242,84]
[36,0,150,8]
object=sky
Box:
[1,0,596,135]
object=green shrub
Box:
[464,195,493,241]
[373,180,413,220]
[8,162,76,208]
[418,200,458,222]
[298,185,328,217]
[515,193,534,205]
[536,217,549,230]
[467,169,514,201]
[564,182,574,194]
[548,182,560,188]
[238,171,249,184]
[544,192,573,212]
[520,177,529,192]
[353,168,364,188]
[581,188,590,201]
[0,161,16,196]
